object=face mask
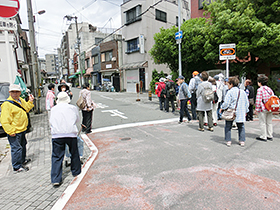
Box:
[62,87,66,92]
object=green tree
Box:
[150,18,216,79]
[150,69,166,93]
[204,0,280,81]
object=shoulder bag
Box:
[221,90,240,121]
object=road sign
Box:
[175,31,183,40]
[0,18,17,30]
[219,43,236,60]
[0,0,20,18]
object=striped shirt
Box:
[255,86,274,112]
[221,87,249,122]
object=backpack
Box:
[213,91,219,103]
[194,77,202,91]
[168,82,176,96]
[76,95,86,110]
[263,88,280,112]
[203,85,214,103]
[160,88,165,98]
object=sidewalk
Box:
[0,96,91,210]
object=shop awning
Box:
[68,74,78,79]
[84,67,93,76]
[119,61,148,70]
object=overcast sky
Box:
[19,0,123,58]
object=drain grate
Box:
[121,137,131,141]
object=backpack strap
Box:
[234,90,241,110]
[6,100,27,112]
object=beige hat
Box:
[56,92,70,104]
[9,84,21,92]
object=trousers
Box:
[82,110,93,133]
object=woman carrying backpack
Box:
[255,75,274,141]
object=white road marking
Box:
[101,109,128,119]
[51,134,98,210]
[95,103,109,109]
[100,95,113,100]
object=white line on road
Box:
[100,95,113,100]
[101,109,128,119]
[51,134,98,210]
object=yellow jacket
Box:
[0,96,34,135]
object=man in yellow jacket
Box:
[1,84,34,173]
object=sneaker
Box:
[267,137,273,141]
[226,141,231,147]
[208,127,214,132]
[239,141,245,147]
[198,128,204,132]
[204,123,208,126]
[14,166,29,173]
[23,158,31,165]
[256,137,267,142]
[178,121,183,124]
[53,182,62,187]
[213,123,217,126]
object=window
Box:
[155,9,167,22]
[199,0,212,9]
[101,51,113,62]
[176,16,186,26]
[93,55,99,64]
[126,38,139,53]
[125,5,141,25]
[85,59,90,68]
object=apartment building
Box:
[45,54,58,82]
[120,0,190,92]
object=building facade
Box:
[120,0,190,92]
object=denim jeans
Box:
[8,131,27,170]
[225,121,245,142]
[51,137,81,183]
[180,99,191,122]
[190,93,197,120]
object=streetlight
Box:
[26,0,45,114]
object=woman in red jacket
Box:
[155,78,166,111]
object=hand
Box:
[219,109,223,113]
[10,134,16,137]
[29,94,34,102]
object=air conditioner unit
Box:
[111,57,116,61]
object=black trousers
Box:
[180,99,192,122]
[246,104,254,121]
[82,110,93,133]
[165,96,175,112]
[191,93,197,120]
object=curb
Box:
[51,134,98,210]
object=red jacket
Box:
[156,82,166,97]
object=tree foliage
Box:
[150,0,280,82]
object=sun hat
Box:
[9,84,21,92]
[192,71,199,76]
[177,75,185,80]
[56,92,70,104]
[166,75,172,80]
[58,83,70,92]
[159,78,165,82]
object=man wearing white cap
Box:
[0,84,34,173]
[49,92,81,186]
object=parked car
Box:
[0,83,32,134]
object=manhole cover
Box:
[121,137,131,141]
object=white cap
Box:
[56,92,70,104]
[9,84,21,92]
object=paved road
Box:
[65,118,280,209]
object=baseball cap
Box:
[9,84,21,92]
[177,75,185,80]
[166,75,172,80]
[192,71,199,76]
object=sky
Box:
[19,0,123,58]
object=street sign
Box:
[0,18,17,30]
[219,43,236,60]
[0,0,20,18]
[175,31,183,40]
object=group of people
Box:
[156,71,275,147]
[0,80,96,187]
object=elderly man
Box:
[177,76,192,123]
[49,92,81,186]
[0,84,34,173]
[188,71,201,120]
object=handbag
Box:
[221,90,240,121]
[76,95,86,110]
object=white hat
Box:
[159,78,165,82]
[166,75,172,80]
[56,92,70,104]
[9,84,21,92]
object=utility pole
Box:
[27,0,40,114]
[64,15,83,86]
[178,0,182,76]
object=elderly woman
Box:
[220,77,249,147]
[196,71,213,131]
